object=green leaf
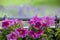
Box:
[17,38,22,40]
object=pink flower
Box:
[2,20,10,29]
[7,32,17,40]
[5,19,15,25]
[28,16,42,25]
[33,21,42,30]
[14,19,23,27]
[2,19,15,29]
[28,16,55,30]
[48,17,55,26]
[15,19,22,24]
[29,30,37,39]
[35,30,44,38]
[29,30,44,39]
[42,22,48,28]
[42,16,55,26]
[15,28,28,38]
[28,16,42,30]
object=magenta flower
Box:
[28,16,43,30]
[34,21,42,30]
[15,28,28,38]
[7,32,17,40]
[9,20,15,25]
[48,17,55,26]
[2,20,10,29]
[42,22,48,28]
[5,19,15,25]
[35,30,44,38]
[42,16,55,26]
[28,16,42,25]
[29,30,44,39]
[29,30,37,39]
[15,19,22,24]
[2,19,15,29]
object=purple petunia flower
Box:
[28,16,43,30]
[42,16,55,26]
[2,19,10,29]
[14,19,22,24]
[29,30,37,39]
[7,32,17,40]
[15,28,28,38]
[33,21,42,30]
[28,16,42,25]
[29,16,55,30]
[2,19,15,29]
[35,30,44,38]
[42,23,48,28]
[29,30,44,39]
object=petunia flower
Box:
[35,30,44,38]
[42,16,55,26]
[7,32,17,40]
[28,16,43,30]
[2,19,15,29]
[29,30,44,39]
[33,21,42,30]
[29,30,37,39]
[14,19,22,24]
[15,28,28,38]
[2,20,10,29]
[28,16,42,25]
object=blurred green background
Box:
[0,0,60,6]
[0,0,60,17]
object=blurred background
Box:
[0,0,60,18]
[0,0,60,28]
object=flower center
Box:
[20,30,24,34]
[10,33,16,39]
[35,22,41,27]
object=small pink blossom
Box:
[15,28,28,38]
[28,16,43,30]
[42,16,55,26]
[35,30,44,38]
[7,32,17,40]
[2,20,10,29]
[28,16,41,25]
[29,30,44,39]
[2,19,15,29]
[29,30,37,39]
[15,19,22,24]
[33,21,42,30]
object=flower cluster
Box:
[29,30,44,39]
[29,16,55,29]
[28,16,55,39]
[7,28,28,40]
[1,16,55,40]
[2,19,22,29]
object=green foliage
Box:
[0,23,21,40]
[55,28,60,40]
[43,27,54,40]
[10,23,21,31]
[26,36,34,40]
[0,29,11,40]
[17,38,22,40]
